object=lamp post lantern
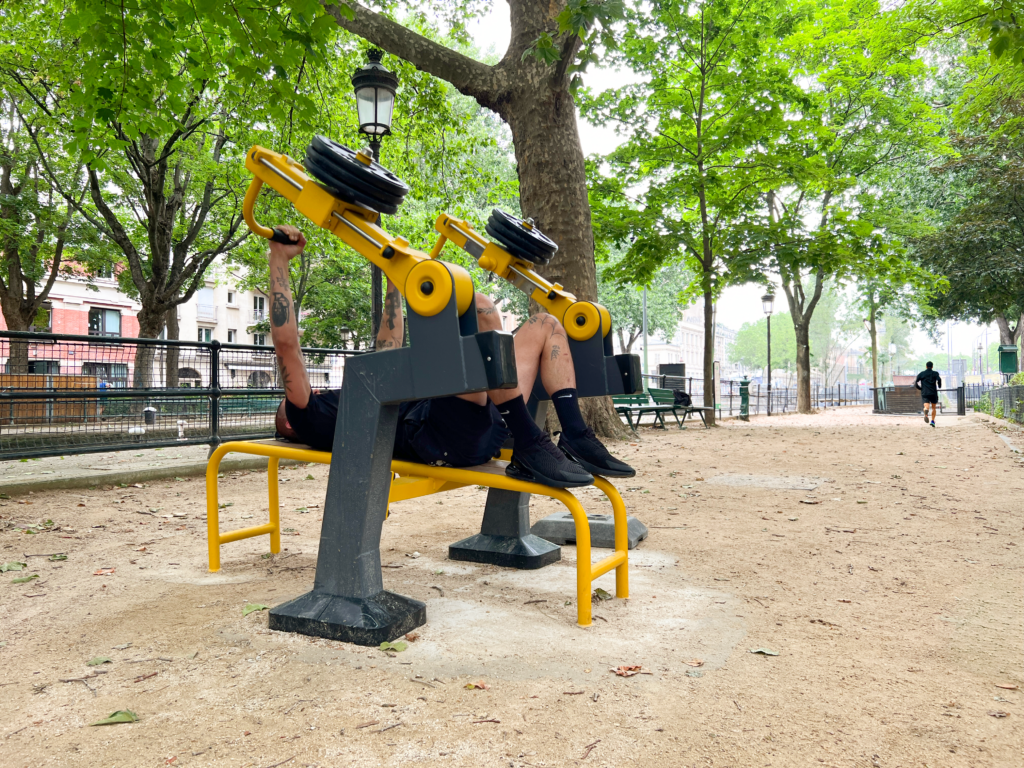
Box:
[889,341,898,381]
[762,293,774,415]
[352,49,398,340]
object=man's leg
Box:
[470,296,592,487]
[491,310,634,478]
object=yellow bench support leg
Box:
[268,457,281,555]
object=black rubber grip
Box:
[270,228,297,244]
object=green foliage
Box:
[729,314,798,375]
[978,392,992,414]
[597,252,690,353]
[994,398,1005,419]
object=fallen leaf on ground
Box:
[11,574,38,583]
[93,568,115,576]
[404,632,419,642]
[684,659,704,667]
[90,710,138,726]
[800,500,820,505]
[988,710,1009,718]
[242,603,269,617]
[405,551,421,559]
[611,665,642,677]
[87,657,112,666]
[464,681,490,690]
[995,684,1018,690]
[749,648,779,656]
[1,561,27,572]
[48,554,67,561]
[593,587,612,601]
[379,641,407,653]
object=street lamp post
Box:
[889,341,898,382]
[762,293,774,416]
[352,49,399,341]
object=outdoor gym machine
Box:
[242,137,641,643]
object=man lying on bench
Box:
[267,225,635,489]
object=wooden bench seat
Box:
[205,439,629,627]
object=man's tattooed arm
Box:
[376,279,405,351]
[271,292,290,327]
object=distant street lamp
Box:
[762,293,775,416]
[352,49,398,340]
[340,326,351,350]
[889,341,898,380]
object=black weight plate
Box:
[304,152,401,215]
[489,209,558,255]
[485,222,551,265]
[487,214,556,264]
[305,148,405,208]
[487,217,554,262]
[305,145,406,208]
[309,136,409,198]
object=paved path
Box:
[0,444,284,495]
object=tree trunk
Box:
[165,306,179,389]
[795,322,812,413]
[702,291,716,426]
[133,307,165,391]
[994,313,1023,345]
[0,306,30,375]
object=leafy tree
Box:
[583,0,801,424]
[761,0,941,412]
[596,253,689,354]
[729,313,797,385]
[911,69,1024,348]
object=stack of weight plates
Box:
[304,136,409,215]
[485,209,558,265]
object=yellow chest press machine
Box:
[239,139,642,645]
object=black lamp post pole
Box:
[766,313,772,417]
[369,137,384,341]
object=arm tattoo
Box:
[478,306,496,316]
[277,355,293,388]
[384,289,401,331]
[550,344,561,361]
[375,339,395,351]
[271,292,290,327]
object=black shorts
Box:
[394,396,509,468]
[922,394,938,405]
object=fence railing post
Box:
[209,339,221,452]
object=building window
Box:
[82,362,128,387]
[88,307,121,337]
[94,264,115,280]
[227,291,235,306]
[3,360,60,374]
[198,327,213,343]
[253,295,265,322]
[32,304,52,332]
[227,329,236,343]
[253,333,267,346]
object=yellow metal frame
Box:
[206,440,629,626]
[432,214,611,341]
[242,145,474,315]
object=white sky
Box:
[464,7,996,361]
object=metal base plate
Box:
[448,533,561,570]
[530,513,649,550]
[268,590,425,646]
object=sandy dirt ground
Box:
[1,407,1021,767]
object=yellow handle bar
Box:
[432,214,610,340]
[242,145,473,317]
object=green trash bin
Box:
[998,345,1019,375]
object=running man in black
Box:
[915,361,942,427]
[267,225,634,488]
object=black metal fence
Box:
[1,330,357,460]
[642,374,873,417]
[986,385,1024,424]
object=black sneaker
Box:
[557,429,636,478]
[506,435,594,488]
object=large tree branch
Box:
[86,166,149,298]
[321,2,498,102]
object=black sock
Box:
[496,395,546,446]
[550,388,588,439]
